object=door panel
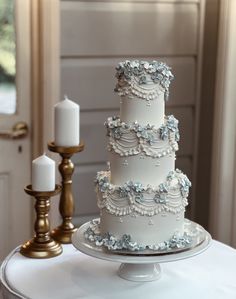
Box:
[176,157,192,181]
[78,110,119,164]
[61,1,198,56]
[73,164,104,217]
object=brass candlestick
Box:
[20,185,63,258]
[48,141,85,244]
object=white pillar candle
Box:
[32,154,55,191]
[54,96,80,146]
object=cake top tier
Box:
[115,60,174,101]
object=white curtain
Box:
[210,0,236,247]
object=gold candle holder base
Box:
[20,185,63,259]
[48,141,85,244]
[50,226,77,244]
[20,239,62,259]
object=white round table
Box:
[1,240,236,299]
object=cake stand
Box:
[72,219,211,282]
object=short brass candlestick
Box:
[20,185,62,258]
[48,141,85,244]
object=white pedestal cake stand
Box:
[72,219,211,282]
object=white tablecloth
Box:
[1,240,236,299]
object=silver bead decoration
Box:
[122,159,128,166]
[148,219,154,226]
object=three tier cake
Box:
[85,60,192,252]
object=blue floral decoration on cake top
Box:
[115,60,174,101]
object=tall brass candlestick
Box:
[48,141,84,243]
[20,185,62,258]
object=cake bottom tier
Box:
[95,169,191,251]
[100,209,185,246]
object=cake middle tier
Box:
[106,115,179,185]
[109,152,175,186]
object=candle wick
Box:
[64,94,68,101]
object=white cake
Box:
[85,60,192,252]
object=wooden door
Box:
[0,0,31,259]
[60,0,205,225]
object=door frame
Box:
[31,0,61,227]
[0,0,33,257]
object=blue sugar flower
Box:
[134,193,144,203]
[133,182,143,193]
[159,183,169,194]
[113,128,122,140]
[139,75,147,84]
[154,193,167,204]
[124,181,133,193]
[119,188,128,198]
[166,115,178,131]
[167,171,175,181]
[100,182,109,193]
[159,125,169,140]
[179,176,191,196]
[175,131,180,142]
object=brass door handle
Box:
[0,121,28,139]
